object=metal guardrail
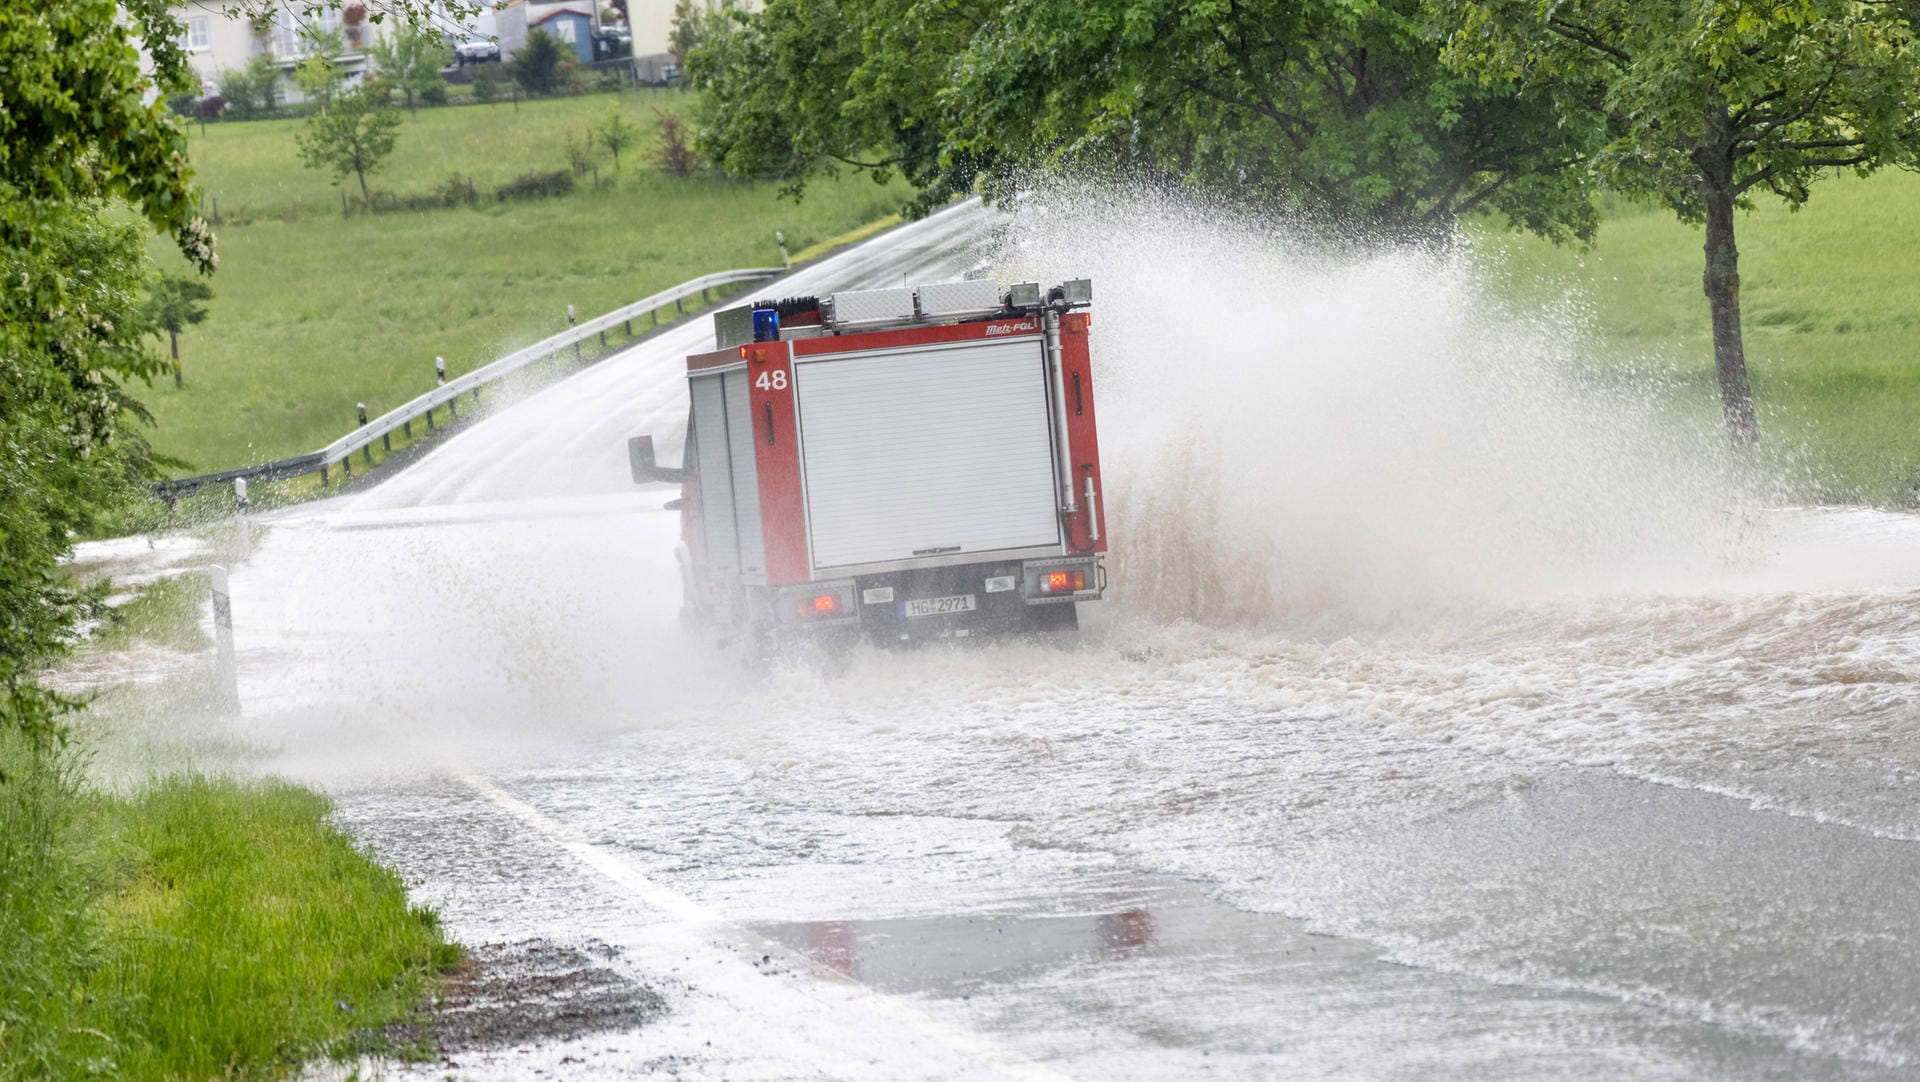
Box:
[154,266,782,500]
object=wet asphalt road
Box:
[208,201,1920,1080]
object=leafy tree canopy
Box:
[695,0,1603,239]
[509,28,568,95]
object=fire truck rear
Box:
[629,278,1106,646]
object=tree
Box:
[1449,0,1920,447]
[595,106,639,174]
[296,82,403,203]
[292,25,347,110]
[509,28,567,96]
[696,0,1600,237]
[145,276,214,387]
[368,26,448,115]
[0,0,209,742]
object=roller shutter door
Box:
[795,337,1060,570]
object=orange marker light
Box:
[1048,572,1071,591]
[813,595,838,612]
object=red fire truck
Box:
[629,277,1106,646]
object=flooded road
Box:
[191,198,1920,1078]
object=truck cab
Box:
[631,278,1106,647]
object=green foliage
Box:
[369,27,450,114]
[219,55,285,120]
[696,0,1601,238]
[1449,1,1920,222]
[1,222,169,745]
[596,105,640,174]
[296,82,404,200]
[0,737,457,1079]
[509,27,568,96]
[0,0,209,265]
[0,730,98,1078]
[91,774,458,1078]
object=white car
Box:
[452,37,500,62]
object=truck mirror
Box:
[628,435,686,485]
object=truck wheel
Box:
[1023,603,1078,634]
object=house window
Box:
[179,15,210,51]
[551,19,577,44]
[271,8,342,58]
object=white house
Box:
[170,1,493,104]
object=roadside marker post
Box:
[232,478,251,559]
[777,229,790,268]
[209,565,239,716]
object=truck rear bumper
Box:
[775,557,1103,641]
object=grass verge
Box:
[0,727,455,1080]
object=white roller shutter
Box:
[795,337,1061,570]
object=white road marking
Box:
[460,773,1082,1082]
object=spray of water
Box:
[987,183,1788,629]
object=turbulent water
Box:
[198,194,1920,1078]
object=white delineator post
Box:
[209,564,239,715]
[232,477,251,558]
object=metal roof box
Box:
[914,279,1004,321]
[822,287,915,330]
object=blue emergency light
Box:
[752,308,780,342]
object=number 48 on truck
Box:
[629,278,1107,648]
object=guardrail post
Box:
[449,394,458,420]
[321,463,330,488]
[232,478,251,559]
[777,230,790,269]
[426,407,435,432]
[568,305,581,364]
[404,417,413,438]
[209,565,239,716]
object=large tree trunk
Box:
[1699,131,1758,448]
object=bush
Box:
[195,94,225,121]
[494,169,574,201]
[420,81,449,106]
[217,56,282,120]
[508,28,566,95]
[652,109,700,176]
[165,91,197,117]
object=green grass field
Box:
[147,92,910,471]
[1480,170,1920,505]
[1,727,455,1080]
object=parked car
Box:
[452,37,500,62]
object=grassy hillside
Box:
[147,92,909,471]
[1480,170,1920,505]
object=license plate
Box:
[901,594,977,618]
